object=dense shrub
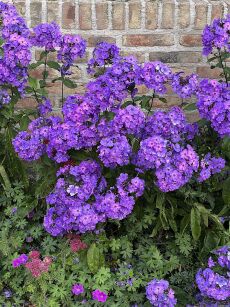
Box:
[0,2,229,306]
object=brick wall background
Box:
[10,0,230,110]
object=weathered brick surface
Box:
[178,1,190,29]
[161,1,175,29]
[129,1,141,29]
[14,0,230,109]
[62,2,75,29]
[112,2,125,30]
[123,34,174,47]
[96,3,108,30]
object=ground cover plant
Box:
[0,2,229,306]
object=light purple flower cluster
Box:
[196,268,230,301]
[57,34,86,70]
[44,158,144,235]
[202,14,230,56]
[38,98,52,116]
[140,61,172,94]
[98,135,132,168]
[213,246,230,270]
[196,246,230,301]
[197,79,230,137]
[112,105,146,137]
[87,41,120,74]
[146,279,177,306]
[0,2,31,93]
[198,153,226,182]
[135,107,199,192]
[171,73,199,99]
[12,254,28,268]
[0,89,10,106]
[31,22,62,51]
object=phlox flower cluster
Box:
[31,22,62,51]
[140,61,172,94]
[57,34,86,72]
[202,14,230,56]
[196,246,230,301]
[198,153,226,182]
[87,41,120,74]
[197,79,230,137]
[0,2,31,93]
[0,89,10,106]
[135,107,199,192]
[44,158,144,235]
[171,73,199,99]
[31,22,86,76]
[12,35,229,235]
[86,55,141,111]
[146,279,177,306]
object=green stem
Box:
[218,49,228,85]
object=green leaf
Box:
[183,103,197,111]
[39,50,48,61]
[87,243,102,274]
[29,61,44,70]
[203,230,220,251]
[19,114,30,131]
[156,193,165,210]
[222,177,230,206]
[63,78,77,89]
[28,76,39,90]
[47,61,60,70]
[190,207,201,240]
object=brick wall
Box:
[11,0,230,109]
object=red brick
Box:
[112,3,125,30]
[180,34,202,47]
[62,2,75,29]
[129,2,141,29]
[87,36,116,47]
[196,66,222,79]
[161,1,175,29]
[178,1,190,29]
[17,98,37,109]
[145,2,158,29]
[123,34,174,47]
[79,3,92,30]
[194,3,208,30]
[96,3,108,30]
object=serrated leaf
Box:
[190,207,201,240]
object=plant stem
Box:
[218,49,228,85]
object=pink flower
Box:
[92,289,108,302]
[29,250,40,259]
[72,283,84,295]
